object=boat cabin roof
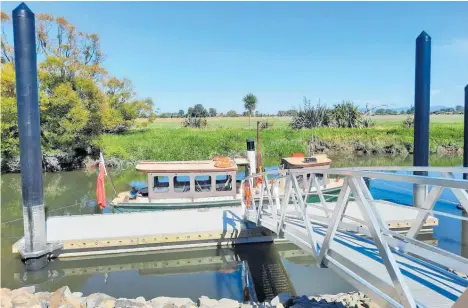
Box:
[281,154,332,168]
[136,160,238,173]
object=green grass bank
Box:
[96,123,464,162]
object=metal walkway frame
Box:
[240,166,468,308]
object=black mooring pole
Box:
[13,2,56,270]
[413,31,431,207]
[464,85,468,180]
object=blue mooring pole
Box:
[464,85,468,180]
[413,31,431,207]
[13,2,56,270]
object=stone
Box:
[70,292,83,299]
[1,292,12,308]
[48,286,74,308]
[115,298,147,307]
[217,298,239,308]
[198,296,218,308]
[270,293,293,307]
[11,292,39,308]
[1,288,11,296]
[149,297,172,306]
[86,293,115,308]
[135,297,146,303]
[97,299,116,308]
[11,286,36,296]
[171,298,195,308]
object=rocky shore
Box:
[1,286,376,308]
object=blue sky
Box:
[2,1,468,113]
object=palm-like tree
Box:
[243,93,258,129]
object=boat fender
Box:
[243,181,252,208]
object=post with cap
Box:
[413,31,431,208]
[464,85,468,180]
[12,2,62,270]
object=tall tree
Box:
[243,93,258,128]
[0,11,153,160]
[208,108,217,117]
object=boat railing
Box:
[240,166,468,308]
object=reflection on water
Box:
[1,154,465,298]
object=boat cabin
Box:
[135,160,238,200]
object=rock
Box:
[11,291,39,307]
[1,291,12,308]
[270,293,293,307]
[198,296,218,308]
[86,293,115,308]
[70,292,83,299]
[11,286,36,296]
[97,299,116,308]
[115,298,146,307]
[217,298,239,308]
[135,297,146,303]
[171,298,195,308]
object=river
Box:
[1,154,465,301]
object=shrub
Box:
[402,116,414,128]
[290,97,333,129]
[182,117,208,129]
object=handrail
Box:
[240,166,468,307]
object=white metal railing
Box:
[240,166,468,308]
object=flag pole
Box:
[100,152,117,195]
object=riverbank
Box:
[97,125,463,162]
[1,124,464,173]
[0,286,376,308]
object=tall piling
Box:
[13,2,49,270]
[413,31,431,207]
[464,85,468,180]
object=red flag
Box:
[96,162,107,209]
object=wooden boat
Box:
[112,154,343,210]
[112,158,240,210]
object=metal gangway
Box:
[240,167,468,308]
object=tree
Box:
[178,109,185,117]
[187,104,208,117]
[0,11,152,160]
[208,108,217,117]
[455,105,464,113]
[243,93,257,129]
[226,110,238,117]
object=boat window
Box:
[173,176,190,193]
[216,174,232,191]
[194,175,212,192]
[153,176,169,193]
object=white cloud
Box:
[431,89,441,96]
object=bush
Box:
[362,117,376,128]
[290,97,333,129]
[260,120,274,129]
[402,116,414,128]
[290,98,363,129]
[182,117,208,129]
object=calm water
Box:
[1,154,466,300]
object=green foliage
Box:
[0,12,153,159]
[226,110,238,117]
[402,116,414,128]
[208,108,217,117]
[97,124,463,162]
[290,97,333,129]
[187,104,208,117]
[181,117,208,129]
[243,93,258,128]
[290,99,365,129]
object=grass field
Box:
[98,123,464,162]
[136,114,464,129]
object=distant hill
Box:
[360,105,455,114]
